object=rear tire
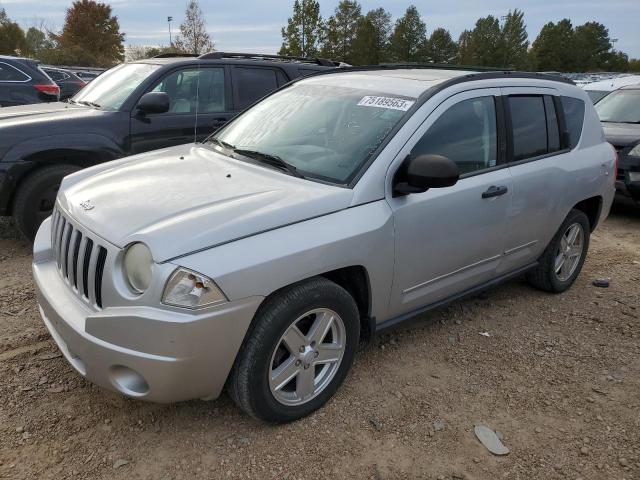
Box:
[526,209,590,293]
[228,277,360,423]
[12,164,79,242]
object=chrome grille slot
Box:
[51,207,109,310]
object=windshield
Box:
[595,89,640,123]
[71,63,160,110]
[208,83,414,184]
[586,90,609,104]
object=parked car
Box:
[74,70,102,83]
[0,52,338,241]
[0,55,59,107]
[595,85,640,204]
[583,74,640,103]
[33,67,615,422]
[41,67,87,100]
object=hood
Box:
[603,122,640,148]
[58,145,354,262]
[0,101,91,123]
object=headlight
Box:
[162,268,227,309]
[123,243,153,293]
[629,144,640,157]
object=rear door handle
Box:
[482,185,508,199]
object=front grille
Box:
[51,208,108,309]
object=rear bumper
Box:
[33,219,263,403]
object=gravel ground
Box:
[0,205,638,480]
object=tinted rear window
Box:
[0,62,29,81]
[232,67,279,110]
[561,96,585,149]
[509,96,548,160]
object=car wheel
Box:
[526,209,591,293]
[12,164,80,242]
[228,277,360,423]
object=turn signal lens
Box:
[162,268,227,309]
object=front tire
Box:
[526,209,590,293]
[12,164,80,242]
[228,277,360,423]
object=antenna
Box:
[194,60,200,143]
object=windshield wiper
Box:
[233,149,305,179]
[208,137,236,150]
[75,100,101,108]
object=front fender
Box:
[172,200,396,322]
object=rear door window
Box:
[544,96,561,153]
[231,67,279,110]
[561,96,585,149]
[508,96,548,160]
[0,62,30,82]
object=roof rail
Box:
[152,53,199,58]
[376,62,512,72]
[197,51,338,67]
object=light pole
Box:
[167,16,173,46]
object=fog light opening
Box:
[109,365,150,397]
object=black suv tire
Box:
[13,164,79,242]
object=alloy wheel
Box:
[554,222,584,281]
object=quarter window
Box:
[0,62,29,82]
[152,67,225,114]
[411,96,497,175]
[561,96,585,149]
[232,67,280,110]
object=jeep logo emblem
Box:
[79,200,95,211]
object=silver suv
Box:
[33,68,616,422]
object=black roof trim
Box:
[197,51,338,66]
[152,53,199,58]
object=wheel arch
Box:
[572,195,603,232]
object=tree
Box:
[530,19,576,71]
[47,0,125,67]
[573,22,614,71]
[629,59,640,72]
[279,0,324,57]
[0,8,27,56]
[466,15,503,67]
[388,5,426,62]
[457,30,473,65]
[351,8,392,65]
[500,9,529,69]
[321,0,362,63]
[174,0,214,55]
[421,28,457,64]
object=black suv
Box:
[41,67,87,100]
[0,55,60,107]
[595,85,640,204]
[0,52,337,240]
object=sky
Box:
[1,0,639,58]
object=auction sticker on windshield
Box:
[357,96,415,111]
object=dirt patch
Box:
[1,205,639,480]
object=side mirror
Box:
[394,154,460,196]
[136,92,170,115]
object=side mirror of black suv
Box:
[137,92,170,115]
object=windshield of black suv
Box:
[207,83,415,184]
[595,89,640,123]
[71,63,160,111]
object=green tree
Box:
[321,0,362,63]
[573,22,614,71]
[174,0,213,55]
[629,59,640,72]
[279,0,323,57]
[500,9,529,69]
[530,19,576,71]
[46,0,125,67]
[457,29,473,65]
[388,5,426,62]
[24,27,51,57]
[0,8,27,56]
[351,8,392,65]
[421,27,457,64]
[467,15,503,67]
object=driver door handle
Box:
[482,185,508,199]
